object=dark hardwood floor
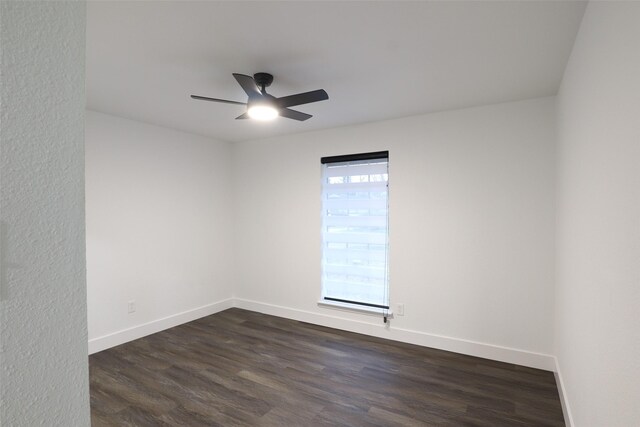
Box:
[89,308,565,426]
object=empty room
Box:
[1,1,639,426]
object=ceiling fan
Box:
[191,73,329,121]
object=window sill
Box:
[317,299,393,318]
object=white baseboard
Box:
[234,298,556,371]
[554,357,574,427]
[87,298,234,354]
[88,297,556,372]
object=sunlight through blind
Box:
[321,151,389,310]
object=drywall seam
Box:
[234,298,556,371]
[554,356,575,427]
[88,298,234,354]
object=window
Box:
[320,151,390,313]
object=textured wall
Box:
[555,3,640,426]
[0,2,90,426]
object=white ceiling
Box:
[86,1,586,143]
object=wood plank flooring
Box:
[90,308,565,426]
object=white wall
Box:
[555,3,640,426]
[233,97,557,368]
[0,2,90,425]
[85,111,234,352]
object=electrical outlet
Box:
[128,300,136,314]
[396,303,405,316]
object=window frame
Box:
[319,151,391,318]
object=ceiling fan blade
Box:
[276,89,328,108]
[233,73,262,98]
[235,112,249,120]
[279,108,312,121]
[191,95,246,106]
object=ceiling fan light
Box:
[247,104,279,121]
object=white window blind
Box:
[321,151,389,310]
